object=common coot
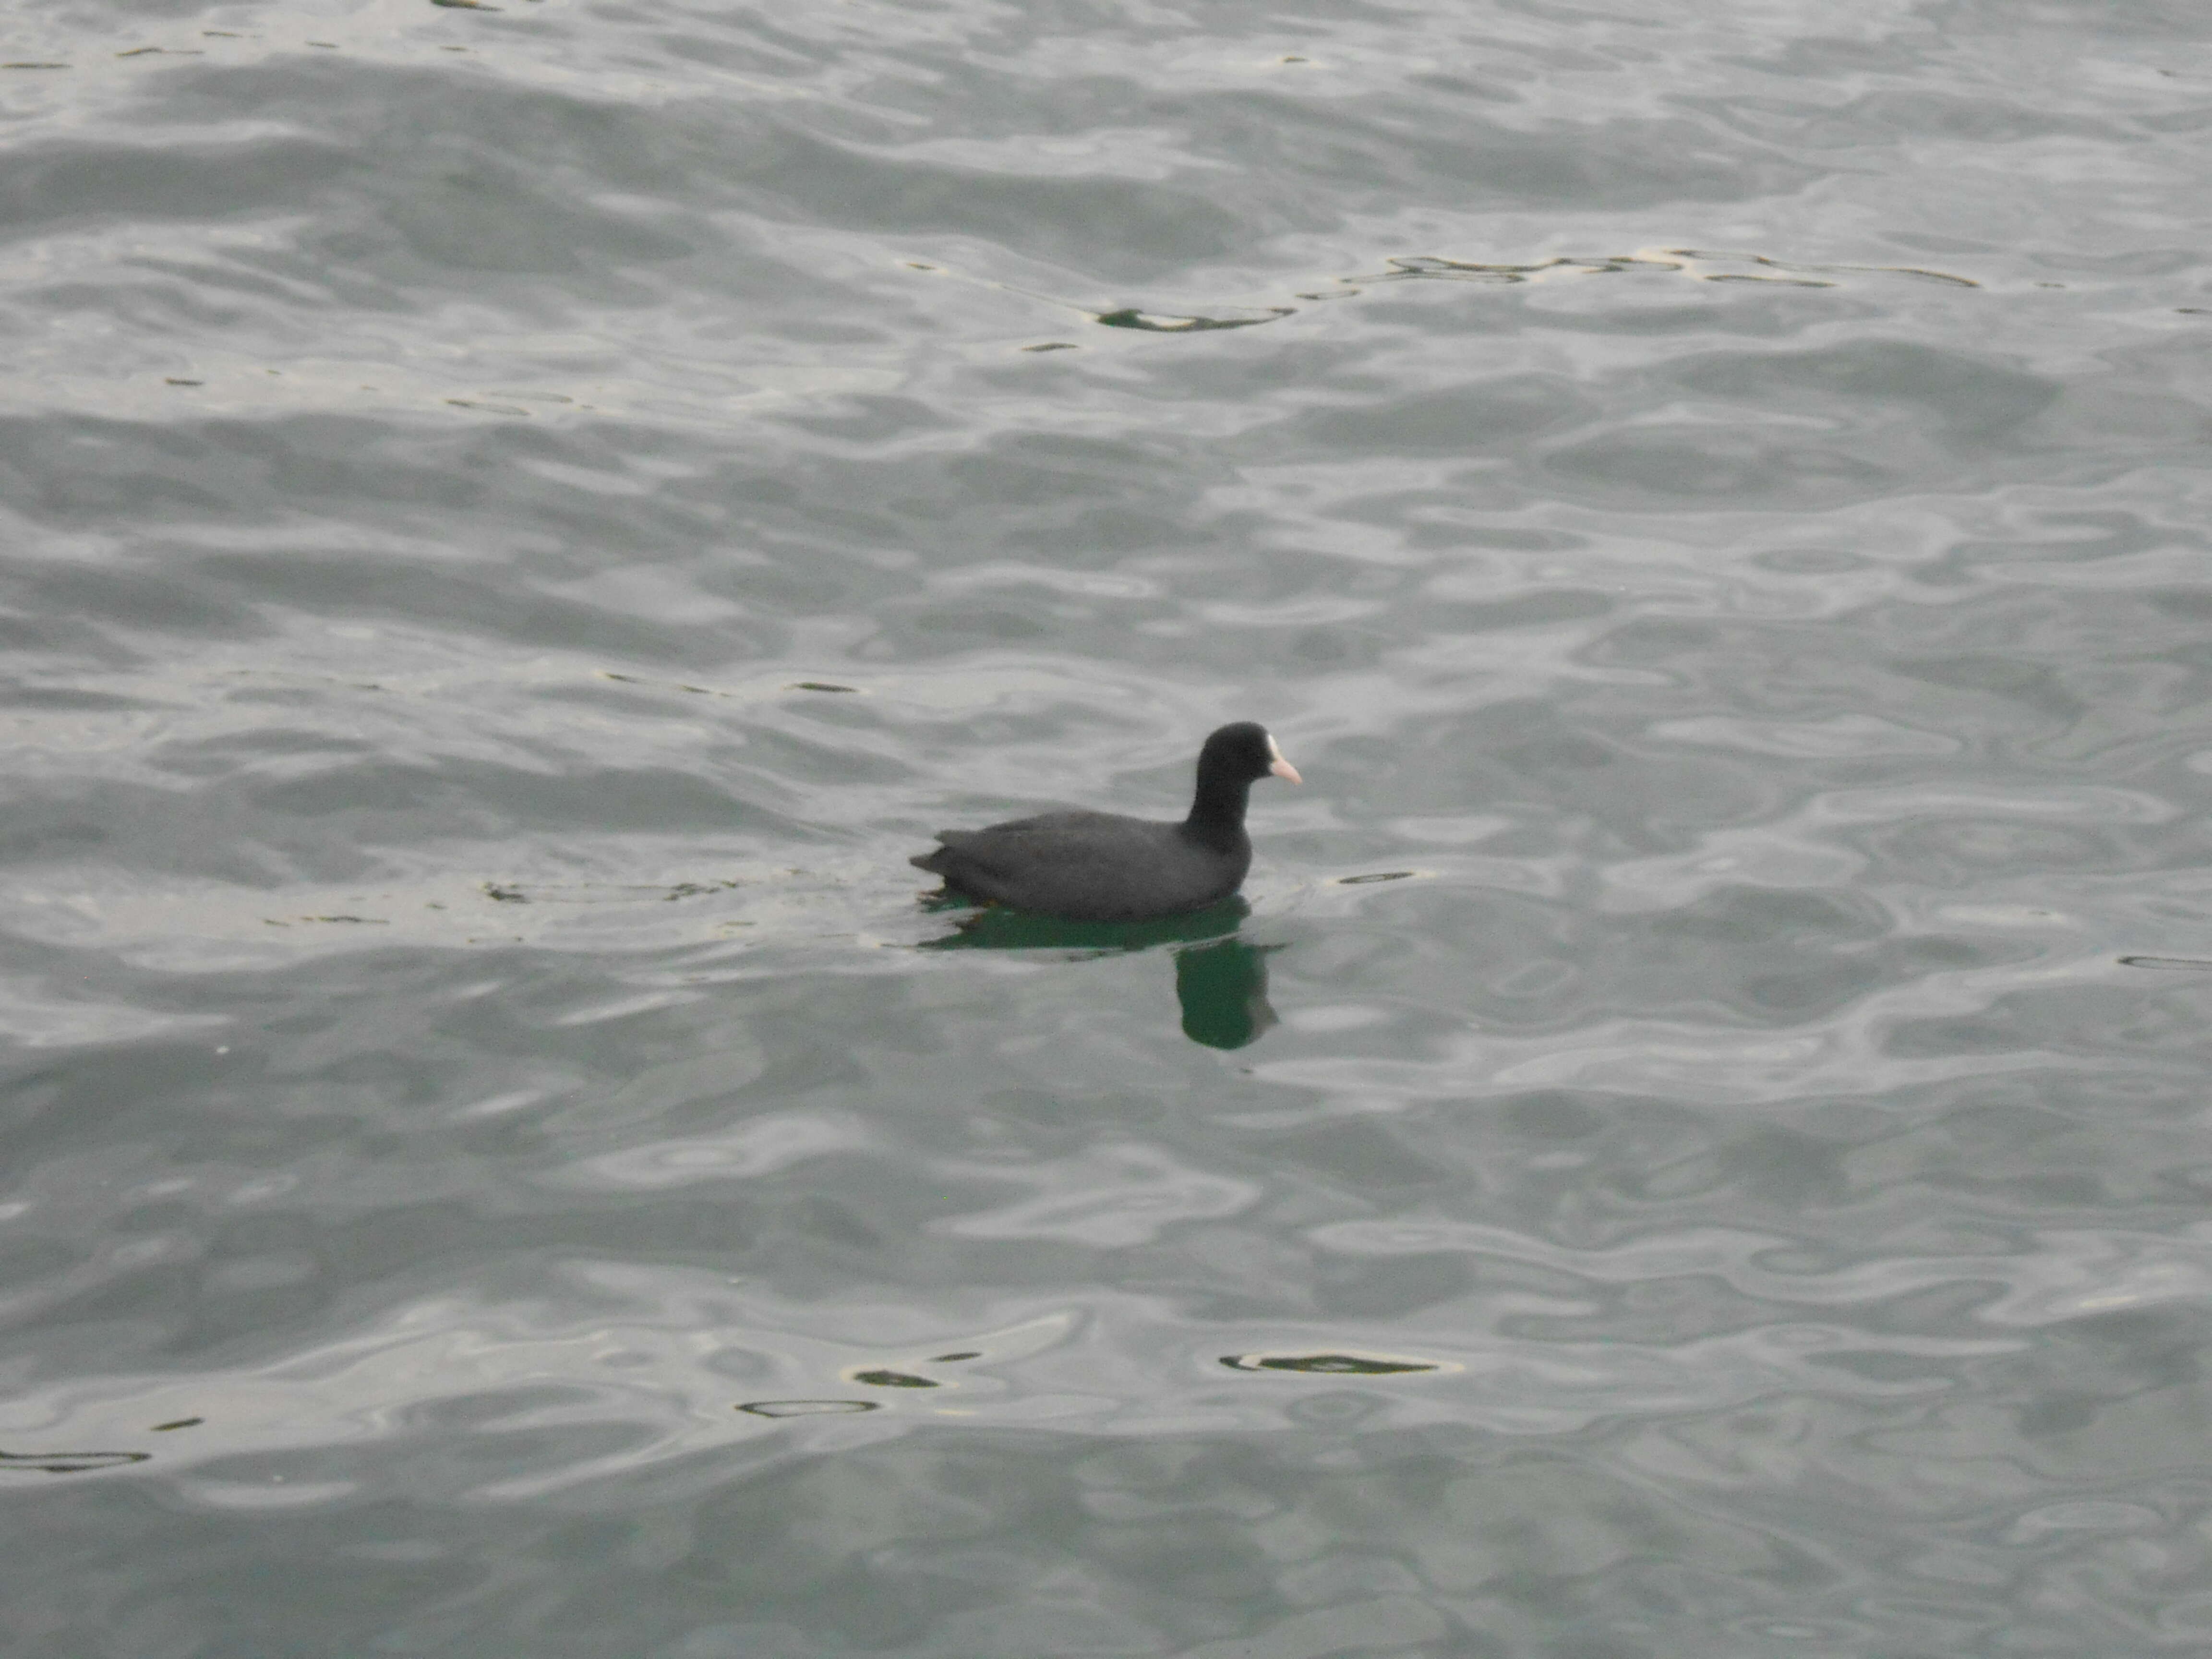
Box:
[911,722,1300,921]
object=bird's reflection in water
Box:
[1172,937,1279,1050]
[921,897,1281,1050]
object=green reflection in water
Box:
[920,898,1280,1050]
[1173,937,1280,1051]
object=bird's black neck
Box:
[1183,774,1252,851]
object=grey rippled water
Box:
[5,0,2212,1652]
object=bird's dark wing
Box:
[914,812,1124,878]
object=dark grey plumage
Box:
[911,722,1300,922]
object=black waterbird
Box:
[910,722,1301,922]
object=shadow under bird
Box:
[911,722,1301,922]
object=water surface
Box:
[5,0,2212,1653]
